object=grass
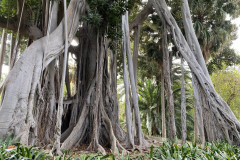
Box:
[0,135,239,159]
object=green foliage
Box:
[0,0,17,18]
[187,0,239,62]
[0,134,48,160]
[138,63,194,140]
[1,136,240,160]
[139,79,161,136]
[207,48,240,74]
[211,67,240,120]
[84,0,136,43]
[152,141,240,160]
[0,0,40,22]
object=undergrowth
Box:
[0,135,239,159]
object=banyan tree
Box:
[0,0,239,154]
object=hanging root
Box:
[153,0,240,145]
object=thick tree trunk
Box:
[161,21,176,141]
[153,0,240,145]
[60,25,125,153]
[34,0,60,147]
[0,0,87,144]
[181,56,187,144]
[61,10,147,152]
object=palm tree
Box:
[138,79,161,136]
[138,65,195,140]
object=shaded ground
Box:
[64,137,165,158]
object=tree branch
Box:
[129,1,154,30]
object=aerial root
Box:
[87,140,106,155]
[51,144,63,156]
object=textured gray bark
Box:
[110,50,121,136]
[122,13,134,148]
[181,0,211,82]
[133,26,141,86]
[181,0,206,145]
[181,57,187,144]
[0,0,144,153]
[161,68,166,138]
[60,25,125,153]
[123,10,147,147]
[87,34,106,154]
[52,0,68,154]
[192,76,205,144]
[153,0,240,145]
[0,0,87,144]
[161,21,176,141]
[34,0,59,146]
[132,25,141,137]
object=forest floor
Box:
[66,137,166,158]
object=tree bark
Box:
[133,25,141,87]
[122,13,134,149]
[132,25,141,138]
[180,0,208,145]
[52,0,69,155]
[153,0,240,145]
[161,20,176,141]
[60,24,125,154]
[192,75,205,144]
[122,10,147,147]
[161,68,166,139]
[181,56,187,144]
[109,49,123,139]
[33,0,60,147]
[0,0,87,144]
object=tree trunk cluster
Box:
[0,0,239,156]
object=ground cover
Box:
[0,135,239,159]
